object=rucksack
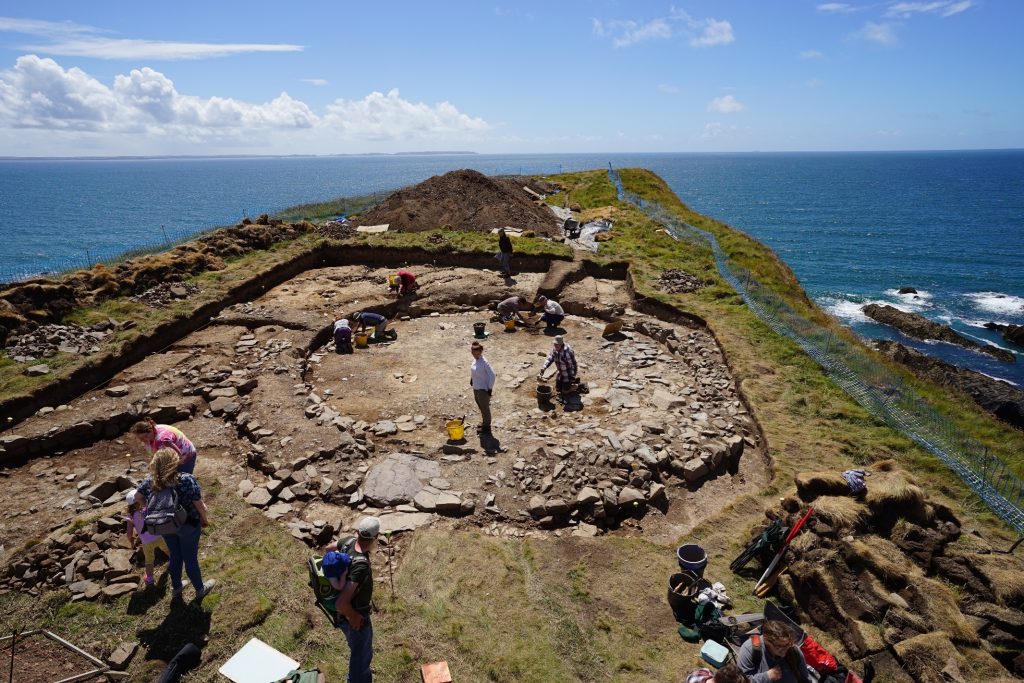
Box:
[695,600,730,645]
[144,486,188,536]
[278,670,322,683]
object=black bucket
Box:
[473,322,486,338]
[667,570,700,623]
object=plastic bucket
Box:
[676,544,708,576]
[354,333,370,348]
[668,570,700,623]
[388,274,398,287]
[536,385,552,401]
[504,319,516,331]
[446,419,465,441]
[473,322,487,338]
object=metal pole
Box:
[9,629,16,683]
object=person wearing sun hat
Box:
[538,334,578,396]
[325,517,380,683]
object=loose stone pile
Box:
[315,220,355,240]
[131,281,201,308]
[4,319,133,363]
[658,269,705,294]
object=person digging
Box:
[538,335,578,399]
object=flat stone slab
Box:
[377,511,436,534]
[363,453,442,506]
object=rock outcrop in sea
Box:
[863,304,1015,363]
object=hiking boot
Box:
[195,580,217,601]
[170,586,184,599]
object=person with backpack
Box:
[124,488,169,587]
[324,517,379,683]
[135,447,216,601]
[738,620,811,683]
[131,417,198,474]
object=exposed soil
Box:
[353,169,561,235]
[0,631,106,682]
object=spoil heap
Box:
[354,169,560,235]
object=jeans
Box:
[540,312,564,328]
[474,389,492,430]
[178,456,196,475]
[163,521,204,592]
[496,251,511,275]
[339,612,373,683]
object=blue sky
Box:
[0,0,1020,155]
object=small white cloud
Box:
[817,3,858,13]
[302,78,328,86]
[595,18,672,48]
[855,22,898,45]
[800,49,824,59]
[886,1,973,18]
[701,122,737,138]
[323,88,489,141]
[708,95,745,113]
[658,83,680,94]
[689,19,734,47]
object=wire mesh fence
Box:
[609,166,1024,535]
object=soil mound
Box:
[354,169,560,235]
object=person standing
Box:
[539,335,578,396]
[496,228,513,277]
[134,448,216,601]
[469,341,496,434]
[326,517,380,683]
[130,418,198,474]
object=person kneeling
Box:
[333,318,354,354]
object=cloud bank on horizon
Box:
[0,0,1019,156]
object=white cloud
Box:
[800,49,824,59]
[689,19,734,47]
[817,3,858,13]
[593,10,732,49]
[592,18,672,48]
[303,78,328,86]
[701,122,737,138]
[658,83,680,94]
[19,38,303,61]
[855,22,899,45]
[322,89,489,141]
[885,0,973,18]
[708,95,745,113]
[1,15,302,60]
[0,56,487,146]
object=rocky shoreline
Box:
[863,303,1015,363]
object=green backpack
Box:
[280,669,321,683]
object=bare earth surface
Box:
[0,264,766,562]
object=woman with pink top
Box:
[125,488,169,586]
[130,417,198,474]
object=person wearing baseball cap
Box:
[324,517,380,682]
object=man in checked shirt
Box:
[538,335,578,397]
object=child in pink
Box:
[124,489,169,586]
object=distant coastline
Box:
[0,151,479,161]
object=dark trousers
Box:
[339,612,373,683]
[164,521,204,592]
[474,389,492,430]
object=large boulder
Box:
[362,453,441,506]
[864,304,1014,363]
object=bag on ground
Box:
[144,487,188,535]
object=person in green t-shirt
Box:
[325,517,379,683]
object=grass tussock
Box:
[917,576,979,645]
[848,538,921,585]
[968,552,1024,607]
[812,496,868,530]
[892,632,963,683]
[795,471,850,501]
[865,473,926,512]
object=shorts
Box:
[142,537,169,565]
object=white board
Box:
[219,638,299,683]
[356,224,390,233]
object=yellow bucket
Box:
[504,319,516,331]
[387,274,398,287]
[354,333,370,348]
[446,419,465,441]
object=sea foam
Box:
[965,292,1024,316]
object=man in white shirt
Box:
[535,296,565,330]
[469,341,496,433]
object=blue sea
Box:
[1,151,1022,384]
